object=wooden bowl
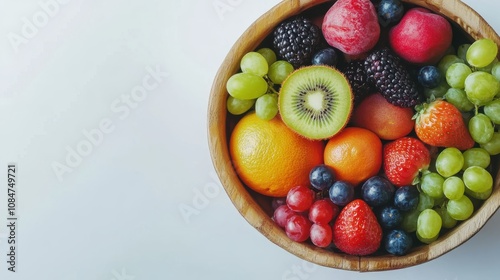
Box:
[208,0,500,271]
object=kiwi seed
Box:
[278,65,353,139]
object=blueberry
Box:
[377,205,402,229]
[394,186,420,211]
[384,229,413,256]
[311,48,338,67]
[418,65,442,88]
[378,0,404,27]
[361,176,395,207]
[328,181,355,206]
[309,164,335,191]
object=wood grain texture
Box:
[207,0,500,272]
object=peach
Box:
[351,93,415,140]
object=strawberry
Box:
[414,99,474,150]
[332,199,382,256]
[383,137,431,186]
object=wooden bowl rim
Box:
[208,0,500,272]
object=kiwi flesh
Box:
[278,65,353,139]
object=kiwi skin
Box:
[278,65,353,140]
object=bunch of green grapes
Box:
[405,39,500,244]
[226,48,294,120]
[429,39,500,155]
[401,146,494,244]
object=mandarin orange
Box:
[324,127,382,186]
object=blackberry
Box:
[364,48,422,107]
[273,16,321,68]
[342,60,374,104]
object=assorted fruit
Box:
[224,0,500,257]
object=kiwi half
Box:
[278,65,353,140]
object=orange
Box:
[324,127,382,186]
[229,112,324,197]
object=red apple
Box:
[322,0,380,55]
[389,8,452,65]
[351,93,415,140]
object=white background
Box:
[0,0,499,279]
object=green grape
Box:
[480,132,500,155]
[466,38,498,68]
[255,94,278,120]
[477,58,499,73]
[446,63,472,89]
[464,71,500,105]
[268,60,294,85]
[226,96,255,115]
[436,206,457,229]
[433,196,446,208]
[468,113,494,144]
[446,195,474,220]
[416,231,439,244]
[417,209,442,239]
[463,166,493,193]
[462,147,491,170]
[438,54,464,74]
[227,73,268,100]
[417,192,435,212]
[491,61,500,81]
[435,147,464,177]
[442,176,465,200]
[421,172,445,199]
[457,44,471,63]
[257,48,277,66]
[484,98,500,124]
[465,186,492,200]
[444,88,474,112]
[401,208,420,233]
[240,52,269,77]
[445,45,456,56]
[424,80,449,99]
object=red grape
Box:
[286,185,315,212]
[272,197,287,210]
[273,205,295,228]
[310,223,333,248]
[309,198,339,224]
[285,215,312,242]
